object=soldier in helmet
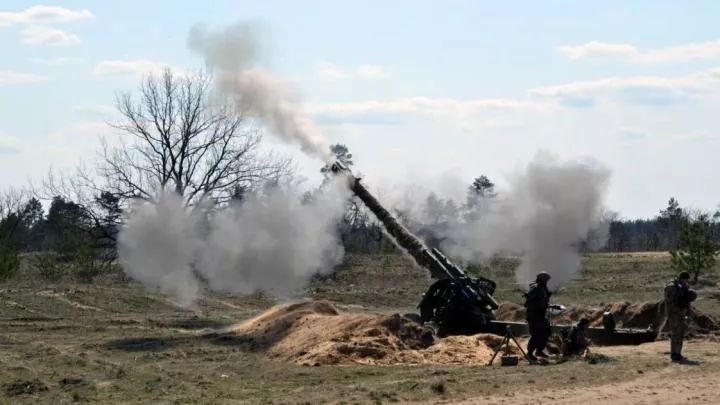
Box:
[563,318,590,357]
[524,271,553,362]
[664,271,698,364]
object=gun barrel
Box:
[329,161,450,280]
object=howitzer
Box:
[329,161,500,335]
[329,160,659,345]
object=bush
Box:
[32,252,64,281]
[0,241,20,282]
[72,244,102,283]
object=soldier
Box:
[524,271,552,362]
[664,271,697,363]
[563,318,590,357]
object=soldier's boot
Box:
[534,342,549,358]
[673,355,701,365]
[671,350,689,362]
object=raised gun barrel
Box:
[330,160,445,279]
[329,160,499,313]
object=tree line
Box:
[0,67,718,283]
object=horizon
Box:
[2,1,720,220]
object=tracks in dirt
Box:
[411,341,720,405]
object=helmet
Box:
[536,272,551,282]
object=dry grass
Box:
[0,251,719,404]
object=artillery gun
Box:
[328,161,659,346]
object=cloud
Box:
[556,40,720,64]
[355,64,389,79]
[529,66,720,107]
[0,5,93,26]
[0,134,21,155]
[315,61,347,80]
[91,60,186,77]
[556,42,639,60]
[20,26,81,46]
[73,104,117,118]
[313,112,405,126]
[672,130,717,141]
[309,97,547,115]
[0,121,115,190]
[44,122,115,154]
[307,97,550,127]
[0,70,48,84]
[315,61,390,80]
[30,57,77,66]
[614,128,646,141]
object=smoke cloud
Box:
[118,177,350,305]
[187,21,332,162]
[366,151,612,291]
[117,193,205,307]
[116,20,353,306]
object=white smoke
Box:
[118,177,350,305]
[196,178,349,297]
[117,20,351,305]
[117,192,206,307]
[365,151,612,291]
[187,21,332,162]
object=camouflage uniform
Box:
[664,275,692,361]
[524,273,552,360]
[563,318,589,356]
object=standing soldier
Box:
[524,272,552,362]
[664,271,697,364]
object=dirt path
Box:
[426,341,720,405]
[472,369,717,404]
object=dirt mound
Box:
[496,301,717,335]
[231,300,523,365]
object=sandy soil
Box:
[231,300,524,365]
[411,340,720,405]
[230,299,720,405]
[229,299,719,367]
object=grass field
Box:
[1,251,719,404]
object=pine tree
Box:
[670,211,720,284]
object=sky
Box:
[2,1,720,219]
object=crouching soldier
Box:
[563,318,590,357]
[664,271,698,364]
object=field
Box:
[2,251,720,404]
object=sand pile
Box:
[231,300,523,366]
[496,301,718,335]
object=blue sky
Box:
[2,1,720,219]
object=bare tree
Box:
[0,187,29,221]
[38,164,120,243]
[0,186,31,244]
[102,66,295,208]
